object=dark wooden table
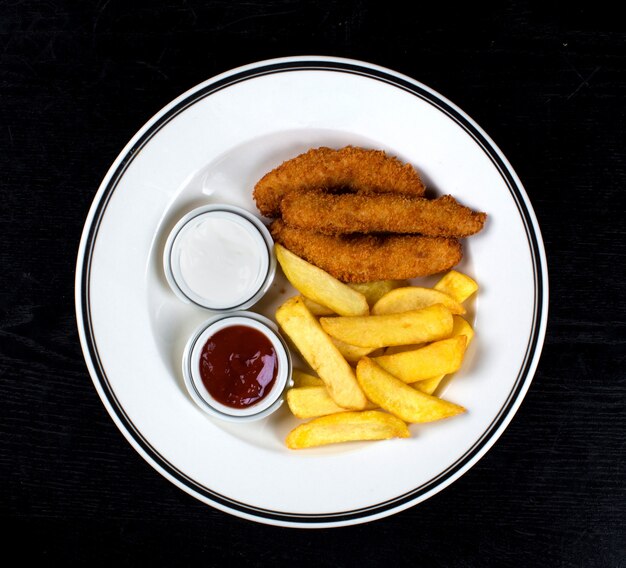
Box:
[2,1,624,565]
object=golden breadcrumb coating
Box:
[270,220,462,283]
[280,190,487,238]
[254,146,425,217]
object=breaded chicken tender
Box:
[270,220,462,283]
[254,146,425,217]
[280,191,487,238]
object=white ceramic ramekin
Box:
[182,312,292,422]
[163,204,276,311]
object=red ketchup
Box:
[199,325,278,409]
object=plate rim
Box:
[75,55,549,528]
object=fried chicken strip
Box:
[254,146,426,217]
[270,220,462,283]
[280,191,487,238]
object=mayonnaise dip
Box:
[168,209,270,310]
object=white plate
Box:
[75,56,548,528]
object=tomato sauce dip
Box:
[198,325,279,409]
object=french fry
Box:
[372,286,465,316]
[331,337,377,363]
[411,317,474,395]
[275,244,369,316]
[373,336,467,383]
[348,280,405,307]
[287,386,376,419]
[302,297,335,316]
[414,375,446,396]
[292,369,324,388]
[383,318,472,357]
[452,315,475,343]
[384,344,424,355]
[287,386,349,418]
[286,410,410,449]
[434,270,478,303]
[276,296,369,409]
[356,358,465,423]
[320,304,453,348]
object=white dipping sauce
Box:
[172,212,268,309]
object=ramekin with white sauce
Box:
[163,204,275,311]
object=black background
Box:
[1,1,625,565]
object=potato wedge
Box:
[349,280,405,307]
[452,315,475,344]
[434,270,478,303]
[275,244,368,316]
[287,386,349,418]
[356,358,465,423]
[286,410,410,449]
[374,336,467,383]
[302,297,335,316]
[413,375,446,396]
[411,317,474,395]
[383,319,473,357]
[320,304,453,348]
[276,296,369,409]
[372,286,465,316]
[287,386,376,419]
[331,337,377,363]
[292,369,324,388]
[384,344,424,355]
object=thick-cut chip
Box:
[356,358,465,423]
[373,336,467,383]
[287,386,377,419]
[331,338,377,363]
[287,386,349,418]
[348,280,405,307]
[372,286,465,316]
[292,369,324,388]
[276,297,369,409]
[384,344,424,356]
[434,270,478,303]
[286,410,410,449]
[412,316,475,395]
[275,244,368,317]
[414,375,446,396]
[302,296,335,316]
[320,304,453,348]
[384,317,473,356]
[452,315,475,343]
